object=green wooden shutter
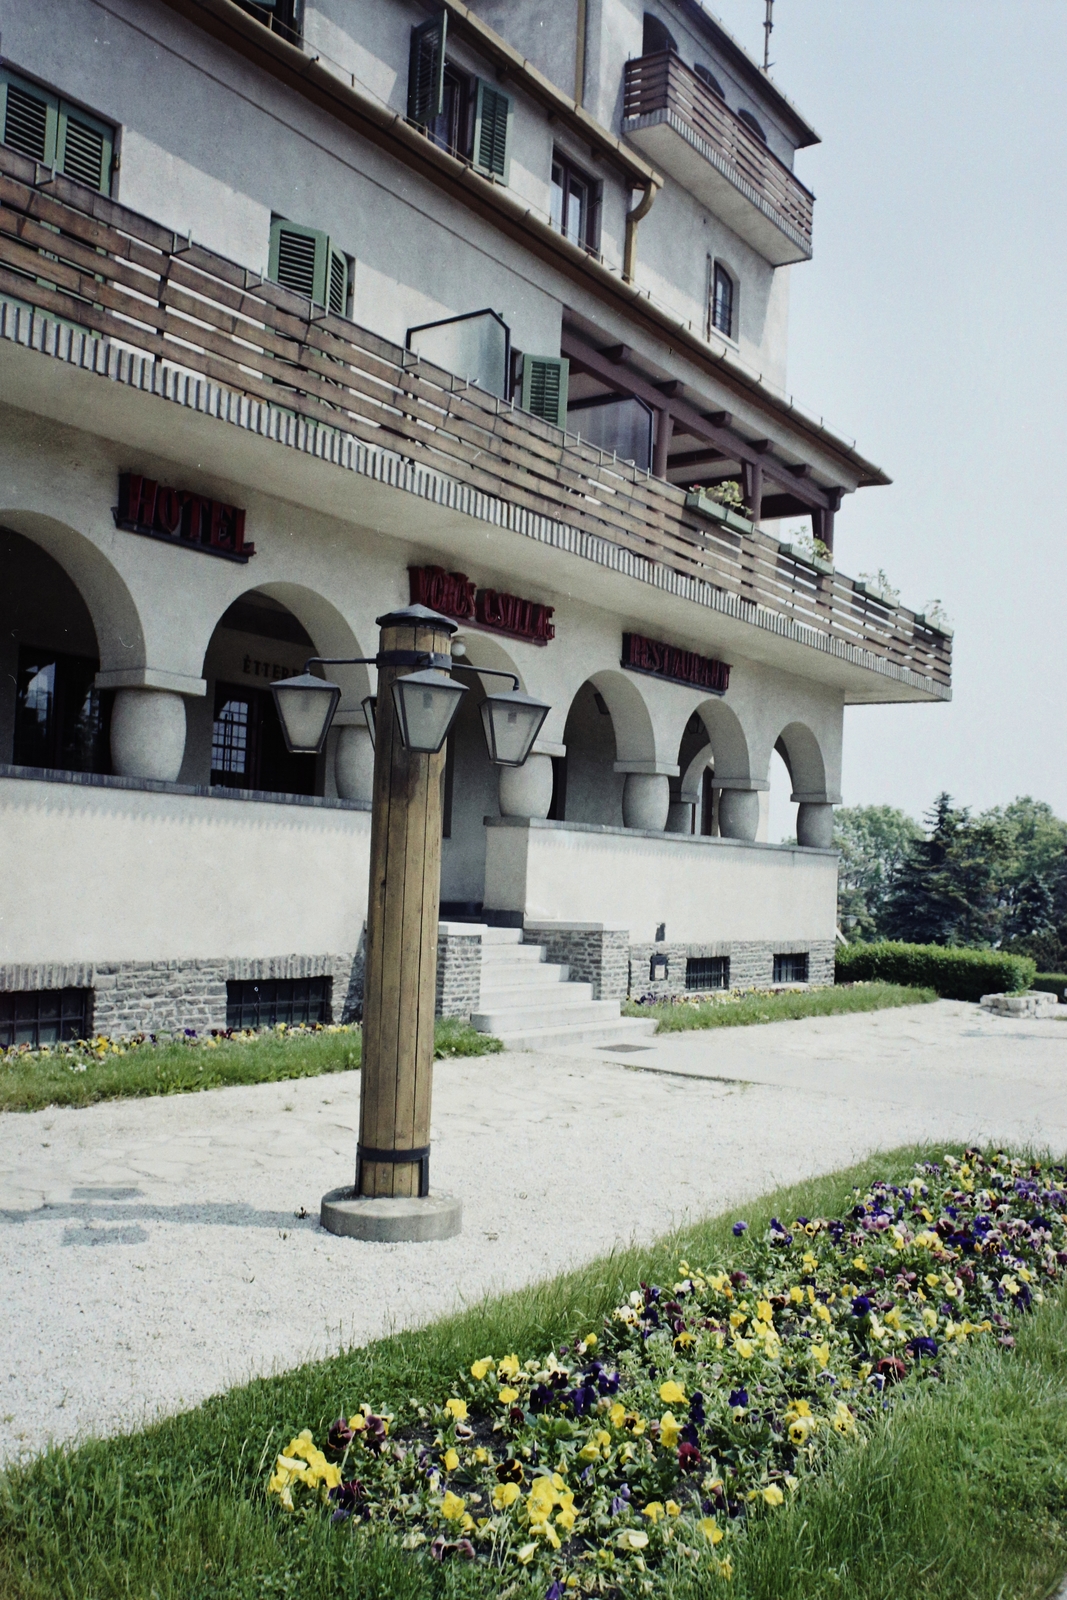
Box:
[521,354,569,428]
[57,102,113,193]
[473,80,511,182]
[0,69,59,164]
[268,219,332,304]
[327,247,348,316]
[408,12,447,126]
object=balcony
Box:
[622,51,814,266]
[0,142,948,702]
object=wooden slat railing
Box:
[623,51,814,254]
[0,143,949,693]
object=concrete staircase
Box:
[458,925,657,1052]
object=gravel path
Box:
[2,997,1066,1465]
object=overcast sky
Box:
[706,1,1067,834]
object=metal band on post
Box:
[356,1143,431,1199]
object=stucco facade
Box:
[0,0,949,1040]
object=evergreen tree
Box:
[881,793,1003,946]
[834,805,922,938]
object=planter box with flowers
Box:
[779,540,834,577]
[684,488,753,535]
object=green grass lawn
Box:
[0,1020,501,1114]
[623,980,936,1032]
[1,1145,1064,1600]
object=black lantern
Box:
[391,669,467,754]
[479,689,550,767]
[271,672,342,754]
[362,695,378,748]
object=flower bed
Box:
[266,1149,1065,1594]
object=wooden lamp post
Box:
[270,604,549,1242]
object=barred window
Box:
[686,956,729,991]
[0,988,90,1049]
[773,952,809,984]
[711,262,735,339]
[226,977,331,1031]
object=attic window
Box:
[737,108,767,143]
[693,63,725,98]
[642,14,678,54]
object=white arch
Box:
[1,510,146,674]
[774,720,827,798]
[695,697,751,784]
[585,667,657,764]
[204,582,372,708]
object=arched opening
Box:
[560,679,624,827]
[766,723,827,843]
[195,587,366,796]
[0,524,112,775]
[643,13,678,54]
[669,712,711,833]
[737,108,767,143]
[766,744,794,842]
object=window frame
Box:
[550,149,601,253]
[708,258,737,342]
[773,952,809,985]
[0,66,114,195]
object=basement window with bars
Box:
[0,988,91,1050]
[773,952,809,984]
[226,977,332,1031]
[686,956,729,991]
[0,67,113,193]
[268,219,350,316]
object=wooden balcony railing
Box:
[623,51,814,258]
[0,142,948,697]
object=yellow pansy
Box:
[884,1307,903,1330]
[814,1302,831,1323]
[659,1380,686,1405]
[609,1401,627,1429]
[729,1310,747,1330]
[470,1357,494,1380]
[717,1556,734,1580]
[556,1504,577,1532]
[444,1398,468,1421]
[757,1299,774,1323]
[762,1484,785,1506]
[617,1529,649,1551]
[789,1286,805,1304]
[852,1256,867,1271]
[492,1481,521,1511]
[474,1446,489,1464]
[812,1342,830,1369]
[440,1490,466,1521]
[666,1500,681,1517]
[498,1354,521,1379]
[517,1542,537,1564]
[659,1413,681,1449]
[733,1338,753,1359]
[642,1501,665,1524]
[498,1387,519,1404]
[443,1448,459,1471]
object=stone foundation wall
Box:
[629,939,836,997]
[436,928,483,1019]
[0,952,363,1036]
[522,923,629,1001]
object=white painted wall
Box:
[0,777,370,964]
[484,818,837,943]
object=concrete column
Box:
[797,802,835,849]
[718,788,760,842]
[110,688,187,782]
[622,772,669,831]
[498,753,553,820]
[666,800,694,834]
[334,724,374,803]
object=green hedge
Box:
[1033,973,1067,1003]
[835,941,1035,1002]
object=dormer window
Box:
[693,63,725,98]
[737,108,767,143]
[642,13,678,54]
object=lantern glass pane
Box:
[480,692,550,767]
[392,670,466,753]
[271,675,341,753]
[362,696,377,748]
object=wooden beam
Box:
[668,446,727,470]
[652,409,674,479]
[741,459,763,522]
[559,328,834,510]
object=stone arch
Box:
[585,668,657,765]
[232,581,371,706]
[0,509,146,674]
[695,698,751,785]
[449,628,526,696]
[774,720,827,799]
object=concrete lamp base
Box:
[320,1188,462,1242]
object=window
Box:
[520,353,569,427]
[233,0,302,47]
[211,682,318,796]
[0,68,113,193]
[12,646,109,774]
[686,956,729,991]
[710,261,736,340]
[642,14,678,54]
[693,63,725,98]
[268,220,350,316]
[226,977,331,1031]
[0,988,90,1049]
[773,952,809,984]
[737,108,767,143]
[551,152,600,251]
[567,395,653,470]
[649,953,669,983]
[408,16,512,180]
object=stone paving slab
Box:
[2,998,1066,1465]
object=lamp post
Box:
[270,605,549,1242]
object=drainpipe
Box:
[623,180,659,284]
[574,0,587,106]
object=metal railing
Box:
[623,51,814,254]
[0,142,948,694]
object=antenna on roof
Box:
[762,0,774,72]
